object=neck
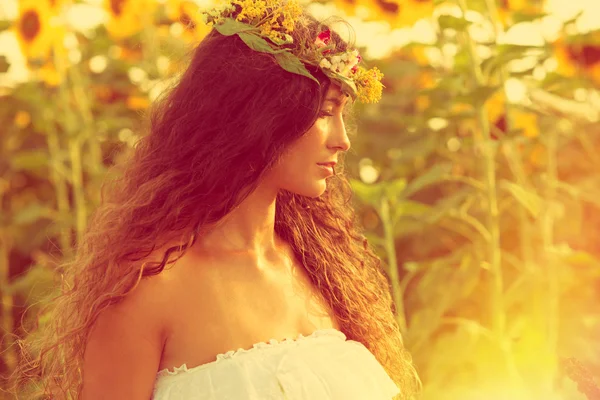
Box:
[192,178,284,263]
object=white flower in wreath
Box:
[330,55,342,64]
[319,58,332,69]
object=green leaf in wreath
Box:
[324,71,357,100]
[214,19,256,36]
[237,32,282,55]
[274,52,320,85]
[269,33,294,46]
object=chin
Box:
[286,182,327,198]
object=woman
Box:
[8,1,421,399]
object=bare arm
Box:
[80,276,167,400]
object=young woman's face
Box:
[269,85,352,198]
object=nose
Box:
[329,119,351,152]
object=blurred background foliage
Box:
[1,0,600,398]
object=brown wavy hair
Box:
[6,7,421,400]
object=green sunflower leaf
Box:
[0,20,12,32]
[0,55,9,73]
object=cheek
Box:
[295,124,326,153]
[272,152,313,185]
[283,130,321,161]
[270,126,325,180]
[279,154,306,177]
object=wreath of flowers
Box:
[200,0,385,103]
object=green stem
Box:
[456,0,520,386]
[53,42,87,247]
[0,230,16,375]
[68,138,87,245]
[457,0,504,337]
[481,0,532,269]
[45,113,74,260]
[68,55,103,208]
[483,0,556,395]
[501,143,534,270]
[379,197,407,336]
[543,127,559,385]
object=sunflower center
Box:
[580,45,600,66]
[567,44,600,67]
[110,0,126,16]
[20,10,41,42]
[375,0,399,14]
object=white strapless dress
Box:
[152,328,401,399]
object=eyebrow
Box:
[324,97,347,107]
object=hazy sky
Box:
[0,0,599,86]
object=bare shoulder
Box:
[80,256,175,399]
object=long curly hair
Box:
[6,7,421,400]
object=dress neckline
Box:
[157,327,346,378]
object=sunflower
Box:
[414,70,437,111]
[497,0,545,14]
[553,34,600,87]
[14,0,63,61]
[383,0,435,28]
[104,0,157,40]
[335,0,434,28]
[33,60,63,87]
[126,95,150,110]
[486,90,539,139]
[164,0,212,43]
[48,0,73,14]
[14,111,32,129]
[496,0,546,27]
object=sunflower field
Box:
[1,0,600,399]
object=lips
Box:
[317,162,337,167]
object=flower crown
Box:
[199,0,384,103]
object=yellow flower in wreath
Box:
[104,0,157,40]
[15,0,62,61]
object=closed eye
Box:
[318,111,334,118]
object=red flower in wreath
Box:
[315,29,332,54]
[351,54,362,73]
